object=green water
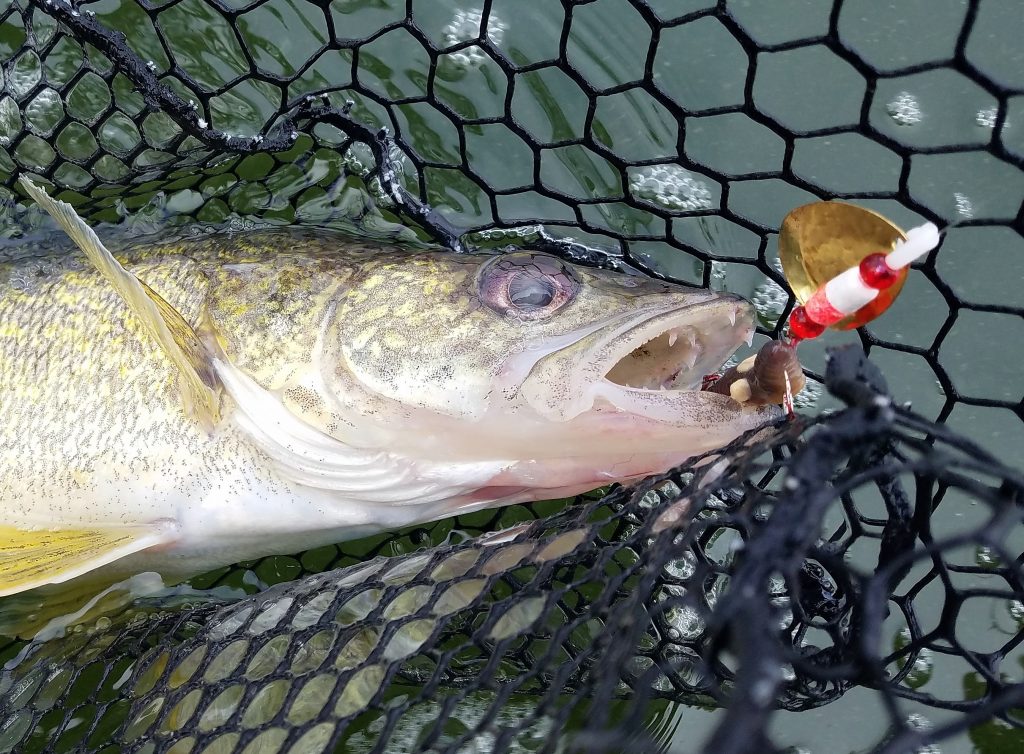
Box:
[0,0,1022,751]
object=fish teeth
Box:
[728,310,737,326]
[745,330,754,347]
[668,329,678,348]
[687,329,697,347]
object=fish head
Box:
[287,249,782,502]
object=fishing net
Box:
[1,347,1022,754]
[0,0,1022,752]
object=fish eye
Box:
[508,272,555,309]
[477,252,581,321]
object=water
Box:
[628,164,717,212]
[0,0,1021,752]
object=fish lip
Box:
[587,293,754,399]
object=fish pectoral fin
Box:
[0,525,172,598]
[18,176,222,427]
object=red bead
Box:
[788,305,826,341]
[859,253,899,289]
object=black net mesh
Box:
[0,0,1022,752]
[1,348,1023,754]
[2,0,1023,412]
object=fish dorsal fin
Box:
[0,525,173,598]
[19,176,221,426]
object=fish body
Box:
[1,232,424,577]
[0,185,784,598]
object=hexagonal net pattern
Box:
[1,349,1023,754]
[0,0,1021,752]
[0,0,1020,431]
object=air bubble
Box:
[628,164,714,211]
[886,92,922,126]
[954,192,975,218]
[664,552,696,580]
[905,713,940,754]
[792,379,822,410]
[474,224,543,241]
[665,604,706,640]
[975,544,999,567]
[750,277,788,328]
[975,106,998,128]
[441,9,505,67]
[906,712,932,730]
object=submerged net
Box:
[1,347,1023,754]
[0,0,1022,752]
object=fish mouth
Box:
[601,298,752,391]
[501,291,770,476]
[585,294,757,416]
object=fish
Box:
[0,177,793,605]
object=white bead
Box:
[824,266,878,315]
[887,223,940,269]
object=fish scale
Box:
[0,232,364,565]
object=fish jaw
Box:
[517,292,751,415]
[446,292,782,495]
[506,291,779,444]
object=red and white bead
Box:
[787,222,940,341]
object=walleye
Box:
[0,178,799,599]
